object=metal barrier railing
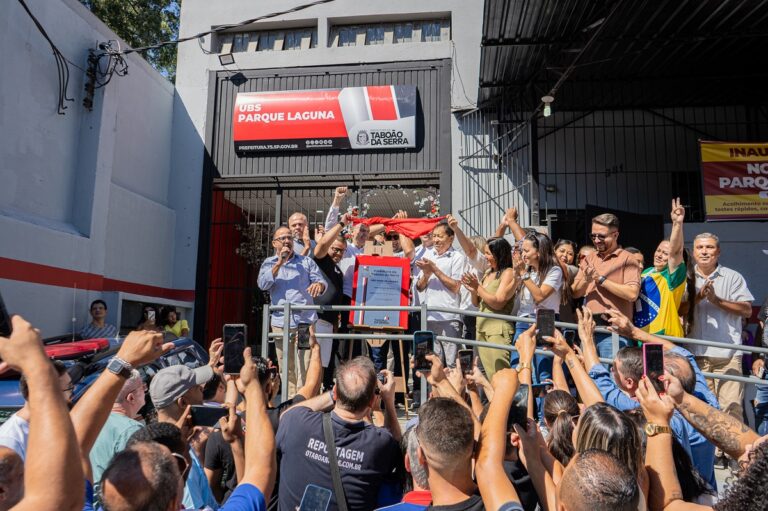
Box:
[262,303,767,402]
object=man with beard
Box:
[572,213,641,358]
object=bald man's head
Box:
[100,442,182,511]
[0,447,23,511]
[558,450,639,511]
[334,356,376,413]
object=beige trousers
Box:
[273,326,310,397]
[695,355,744,421]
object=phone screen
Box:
[563,330,576,347]
[147,310,156,322]
[536,309,556,345]
[190,405,229,427]
[297,323,311,350]
[507,383,530,431]
[0,292,11,337]
[643,343,665,393]
[299,484,332,511]
[458,349,473,375]
[223,324,247,374]
[413,330,434,371]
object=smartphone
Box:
[506,383,530,431]
[458,349,474,375]
[190,405,229,427]
[223,324,247,374]
[563,330,576,347]
[297,322,311,350]
[536,309,556,345]
[377,373,387,384]
[298,484,332,511]
[413,330,434,372]
[0,291,11,337]
[147,310,156,322]
[758,366,767,380]
[643,343,665,393]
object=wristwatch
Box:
[521,273,531,281]
[516,362,532,373]
[597,275,607,286]
[644,423,672,437]
[107,357,133,379]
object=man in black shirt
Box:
[276,357,402,511]
[313,216,350,390]
[416,398,484,511]
[205,343,323,502]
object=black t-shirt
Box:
[502,459,539,511]
[204,430,237,502]
[427,494,484,511]
[267,395,306,433]
[312,254,345,324]
[275,407,401,511]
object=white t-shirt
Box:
[339,244,363,298]
[0,413,29,461]
[691,264,754,358]
[416,247,466,322]
[517,265,563,317]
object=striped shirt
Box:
[79,322,118,340]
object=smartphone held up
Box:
[642,343,665,393]
[413,330,434,372]
[535,308,556,346]
[223,324,247,374]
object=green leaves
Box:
[80,0,180,81]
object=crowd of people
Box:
[0,188,766,511]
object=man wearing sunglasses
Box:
[572,213,641,358]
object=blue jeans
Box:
[509,321,553,384]
[755,401,768,436]
[593,331,630,360]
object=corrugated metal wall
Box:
[457,110,532,236]
[209,60,452,178]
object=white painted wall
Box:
[0,0,186,336]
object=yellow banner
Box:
[701,141,768,162]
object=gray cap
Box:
[149,365,214,409]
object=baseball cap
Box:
[149,365,214,409]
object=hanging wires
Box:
[116,0,336,57]
[16,0,77,114]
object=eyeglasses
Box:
[273,235,292,242]
[589,233,612,241]
[171,452,190,478]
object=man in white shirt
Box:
[690,232,754,425]
[0,360,71,461]
[414,223,466,367]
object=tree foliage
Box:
[79,0,180,81]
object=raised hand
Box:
[334,186,348,201]
[515,324,537,366]
[208,338,224,370]
[0,315,48,374]
[505,207,519,223]
[219,404,244,444]
[541,329,574,359]
[670,197,685,224]
[461,272,480,292]
[445,214,459,230]
[576,307,597,341]
[602,308,632,338]
[636,375,675,425]
[117,329,175,368]
[378,370,396,403]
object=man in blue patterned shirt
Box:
[79,299,118,340]
[258,226,327,397]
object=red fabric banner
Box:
[349,216,446,239]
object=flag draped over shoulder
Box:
[349,216,446,238]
